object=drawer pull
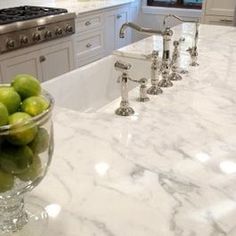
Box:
[39,55,46,62]
[219,19,233,23]
[86,43,92,48]
[117,14,122,19]
[85,21,92,26]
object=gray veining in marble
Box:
[8,24,236,236]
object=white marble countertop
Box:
[0,0,134,15]
[24,24,236,236]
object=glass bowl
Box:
[0,88,54,234]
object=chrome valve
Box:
[169,40,182,81]
[147,50,163,95]
[114,61,135,116]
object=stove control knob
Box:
[33,33,41,42]
[44,30,52,39]
[55,27,63,36]
[65,25,73,33]
[20,36,29,45]
[6,39,15,49]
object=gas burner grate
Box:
[0,6,68,25]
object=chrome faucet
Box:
[163,14,200,66]
[120,22,174,88]
[128,77,150,102]
[114,61,135,116]
[169,40,183,81]
[187,22,200,66]
[119,22,162,38]
[138,78,150,102]
[146,50,163,95]
[158,27,174,88]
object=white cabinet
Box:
[0,3,136,76]
[0,39,74,83]
[202,0,236,26]
[0,51,43,83]
[205,0,235,16]
[116,8,131,49]
[75,12,104,67]
[203,15,234,26]
[75,4,132,67]
[104,6,131,56]
[40,41,74,81]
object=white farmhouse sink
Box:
[43,55,151,112]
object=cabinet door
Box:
[115,8,131,49]
[104,11,117,56]
[40,41,74,82]
[0,51,42,83]
[204,15,234,26]
[205,0,236,16]
[104,6,131,56]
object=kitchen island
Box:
[23,24,236,236]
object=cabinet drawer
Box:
[204,15,234,26]
[76,13,104,33]
[76,30,104,58]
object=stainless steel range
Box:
[0,6,76,54]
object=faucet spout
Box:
[119,22,162,38]
[163,14,200,49]
[163,14,199,27]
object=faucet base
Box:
[178,68,188,74]
[158,78,173,88]
[169,72,182,81]
[147,85,163,95]
[115,107,135,116]
[190,61,199,67]
[137,97,150,102]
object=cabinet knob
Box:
[6,39,15,49]
[39,55,46,63]
[117,14,122,19]
[33,33,41,42]
[85,21,91,26]
[86,43,92,48]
